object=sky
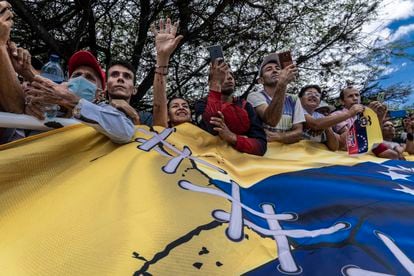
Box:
[362,0,414,107]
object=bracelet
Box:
[154,64,168,76]
[154,70,168,76]
[407,133,413,141]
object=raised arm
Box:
[305,104,364,130]
[257,64,297,126]
[202,60,228,124]
[151,18,183,127]
[368,101,387,124]
[7,41,37,82]
[0,2,24,113]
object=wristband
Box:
[407,133,413,141]
[154,70,168,76]
[154,65,168,76]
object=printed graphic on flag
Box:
[0,124,412,275]
[347,107,383,155]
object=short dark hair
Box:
[259,61,280,78]
[299,84,321,98]
[339,85,357,100]
[258,53,280,78]
[167,96,190,109]
[107,60,137,83]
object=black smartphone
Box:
[207,45,224,62]
[278,51,294,69]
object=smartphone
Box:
[377,92,385,103]
[207,45,224,63]
[278,51,293,69]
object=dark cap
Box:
[258,53,280,77]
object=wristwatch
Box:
[72,99,83,119]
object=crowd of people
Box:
[1,1,414,160]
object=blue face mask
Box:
[68,76,97,102]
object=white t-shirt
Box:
[303,110,327,143]
[247,91,305,132]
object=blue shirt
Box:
[74,99,135,144]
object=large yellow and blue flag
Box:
[0,123,413,275]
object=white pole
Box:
[0,112,79,131]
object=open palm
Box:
[152,18,183,57]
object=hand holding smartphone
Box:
[277,50,298,81]
[207,45,224,63]
[278,51,294,69]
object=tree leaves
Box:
[9,0,411,110]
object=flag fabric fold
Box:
[0,123,413,275]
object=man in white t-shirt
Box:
[247,53,304,144]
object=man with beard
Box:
[195,60,267,156]
[247,53,304,144]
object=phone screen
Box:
[278,51,293,69]
[207,45,224,62]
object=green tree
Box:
[10,0,409,110]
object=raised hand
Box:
[151,18,183,60]
[209,59,228,91]
[7,41,33,80]
[0,1,13,46]
[278,64,298,85]
[368,100,387,123]
[150,17,183,128]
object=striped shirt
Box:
[247,90,305,132]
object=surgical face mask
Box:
[68,76,97,102]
